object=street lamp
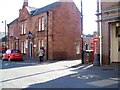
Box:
[81,0,84,64]
[28,31,34,39]
[2,20,7,48]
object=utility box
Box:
[84,50,93,63]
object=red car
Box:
[2,49,22,61]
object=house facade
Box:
[99,1,120,64]
[7,0,82,61]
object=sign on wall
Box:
[93,37,98,53]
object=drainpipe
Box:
[46,11,49,61]
[99,0,102,66]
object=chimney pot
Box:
[23,0,28,7]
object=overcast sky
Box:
[0,0,97,35]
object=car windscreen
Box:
[11,50,21,53]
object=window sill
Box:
[9,36,14,37]
[22,53,26,55]
[37,30,45,32]
[20,34,26,36]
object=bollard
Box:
[93,52,100,66]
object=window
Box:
[41,39,44,47]
[21,42,23,53]
[11,42,14,49]
[41,17,45,31]
[15,42,18,50]
[39,18,41,31]
[38,39,41,52]
[76,44,80,54]
[10,29,14,36]
[38,16,45,31]
[21,41,26,54]
[24,41,26,53]
[38,39,44,51]
[116,27,120,37]
[21,23,26,34]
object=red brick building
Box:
[97,1,120,65]
[7,0,82,61]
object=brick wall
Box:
[52,2,81,60]
[8,1,81,61]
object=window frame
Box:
[21,22,26,35]
[39,18,41,31]
[41,16,45,31]
[21,41,26,54]
[10,29,14,36]
[41,39,44,47]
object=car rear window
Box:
[11,50,21,53]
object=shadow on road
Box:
[1,60,56,69]
[22,64,119,89]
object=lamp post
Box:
[93,0,101,66]
[81,0,84,64]
[2,20,7,49]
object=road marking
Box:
[4,63,8,66]
[71,74,100,80]
[87,79,119,87]
[110,77,120,81]
[82,64,93,70]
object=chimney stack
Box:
[23,0,28,7]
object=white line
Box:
[83,64,93,70]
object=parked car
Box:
[2,49,22,61]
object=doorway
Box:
[118,38,120,61]
[30,41,33,58]
[110,24,120,63]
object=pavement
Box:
[0,59,120,89]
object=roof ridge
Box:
[32,8,39,16]
[30,1,60,16]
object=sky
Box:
[0,0,97,35]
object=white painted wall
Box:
[110,25,119,62]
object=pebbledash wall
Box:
[100,1,120,64]
[7,0,82,61]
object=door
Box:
[117,27,120,62]
[118,38,120,61]
[30,41,33,58]
[110,24,119,63]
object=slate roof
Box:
[1,36,7,42]
[8,18,18,26]
[8,2,61,25]
[30,2,61,16]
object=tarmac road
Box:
[0,59,120,89]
